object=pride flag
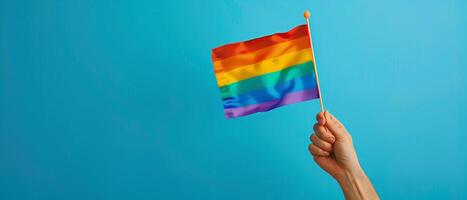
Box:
[212,25,319,118]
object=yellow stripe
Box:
[213,36,310,72]
[215,48,313,87]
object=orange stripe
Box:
[213,36,311,73]
[215,49,313,87]
[212,24,308,61]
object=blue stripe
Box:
[222,75,317,109]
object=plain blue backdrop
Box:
[1,0,466,199]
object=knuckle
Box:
[315,130,324,140]
[313,124,319,132]
[318,140,332,152]
[323,142,332,151]
[319,149,329,156]
[316,126,324,134]
[311,144,328,156]
[310,134,316,143]
[308,144,314,152]
[318,130,333,143]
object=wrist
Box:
[336,166,364,185]
[335,163,364,183]
[335,166,379,200]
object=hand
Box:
[308,111,379,200]
[308,111,361,179]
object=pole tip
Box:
[304,11,311,19]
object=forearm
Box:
[336,167,379,200]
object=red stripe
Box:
[212,24,308,61]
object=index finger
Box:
[313,123,335,143]
[316,112,326,125]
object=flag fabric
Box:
[211,24,319,119]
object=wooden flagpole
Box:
[304,11,325,112]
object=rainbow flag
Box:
[212,24,319,118]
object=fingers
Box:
[308,143,330,156]
[313,123,335,143]
[310,134,333,152]
[324,111,349,140]
[315,112,326,125]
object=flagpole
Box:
[304,11,325,112]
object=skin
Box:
[309,111,379,200]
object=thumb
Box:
[324,111,349,140]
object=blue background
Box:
[1,0,466,199]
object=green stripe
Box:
[219,61,314,99]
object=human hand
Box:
[308,111,379,200]
[308,111,361,180]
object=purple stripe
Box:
[224,88,319,118]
